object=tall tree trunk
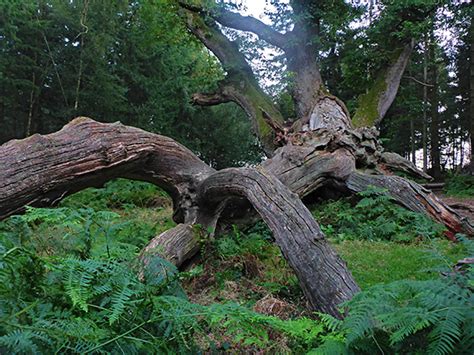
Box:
[423,38,429,172]
[470,18,474,170]
[26,70,36,137]
[429,36,441,180]
[74,0,89,112]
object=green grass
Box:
[333,239,466,289]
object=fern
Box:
[0,330,40,354]
[312,186,445,242]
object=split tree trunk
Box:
[0,117,359,318]
[1,117,472,317]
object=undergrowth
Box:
[0,180,472,354]
[444,174,474,197]
[312,186,446,242]
[313,237,474,355]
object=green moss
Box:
[240,79,284,149]
[352,47,406,127]
[352,74,387,127]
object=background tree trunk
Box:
[470,18,474,171]
[423,38,429,172]
[429,35,441,180]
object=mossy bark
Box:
[353,42,414,128]
[182,8,284,154]
[352,75,388,127]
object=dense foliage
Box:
[312,186,445,242]
[0,0,262,168]
[1,180,472,353]
[444,174,474,197]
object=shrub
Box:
[312,186,445,242]
[444,174,474,197]
[60,178,168,210]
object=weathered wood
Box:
[141,224,199,266]
[1,117,472,319]
[0,117,360,317]
[0,117,215,222]
[422,182,445,190]
[381,151,433,180]
[199,167,359,317]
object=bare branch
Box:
[403,75,434,87]
[191,91,231,106]
[210,8,289,50]
[178,1,289,50]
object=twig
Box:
[404,76,434,87]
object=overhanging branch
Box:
[0,117,215,222]
[178,0,289,50]
[179,5,285,155]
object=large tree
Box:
[1,0,472,318]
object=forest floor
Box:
[2,178,471,353]
[438,194,474,221]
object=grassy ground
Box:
[57,179,466,301]
[333,239,465,289]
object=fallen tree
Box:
[1,0,472,317]
[0,117,471,318]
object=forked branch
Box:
[180,5,284,154]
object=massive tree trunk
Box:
[0,117,359,318]
[171,2,473,239]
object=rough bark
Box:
[142,224,200,267]
[0,117,360,317]
[198,167,360,316]
[0,117,215,222]
[260,128,472,239]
